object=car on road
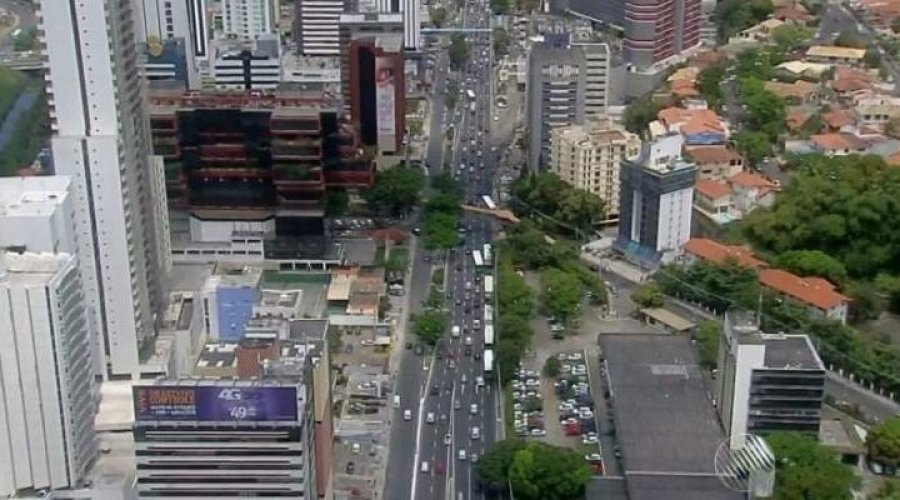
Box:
[346,461,355,473]
[431,384,440,395]
[455,399,462,410]
[420,461,430,473]
[435,461,445,475]
[471,453,479,463]
[404,409,412,421]
[464,347,472,357]
[444,433,452,445]
[470,404,478,415]
[471,426,481,440]
[474,352,482,361]
[426,412,435,424]
[458,449,467,461]
[464,336,473,346]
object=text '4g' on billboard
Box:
[133,386,299,422]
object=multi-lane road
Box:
[384,0,504,499]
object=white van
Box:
[451,325,461,337]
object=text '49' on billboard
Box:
[134,386,299,422]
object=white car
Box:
[471,426,481,440]
[403,409,412,421]
[421,461,430,473]
[458,449,467,461]
[426,412,435,424]
[471,453,479,463]
[445,433,452,446]
[470,404,478,415]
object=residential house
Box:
[786,109,811,132]
[775,61,832,80]
[806,46,867,64]
[758,269,850,323]
[773,4,816,24]
[730,171,779,215]
[853,93,900,132]
[821,109,856,131]
[857,0,900,31]
[831,67,875,95]
[809,133,867,155]
[764,80,820,104]
[685,146,744,181]
[694,179,733,223]
[655,106,729,145]
[728,18,785,45]
[680,238,768,269]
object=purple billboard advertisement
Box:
[134,386,299,422]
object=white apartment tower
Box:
[296,0,346,55]
[401,0,421,50]
[223,0,279,40]
[0,252,97,496]
[39,0,172,378]
[550,121,640,219]
[139,0,209,57]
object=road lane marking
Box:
[410,355,437,500]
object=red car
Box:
[435,461,445,475]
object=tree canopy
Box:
[624,97,661,135]
[480,440,592,499]
[697,64,726,110]
[694,320,721,369]
[493,27,510,58]
[540,267,583,322]
[771,24,814,51]
[767,432,857,500]
[741,154,900,281]
[413,309,447,345]
[631,282,665,309]
[364,167,424,216]
[449,34,470,71]
[774,249,848,286]
[495,257,536,382]
[738,76,786,140]
[511,172,606,238]
[867,417,900,468]
[714,0,774,38]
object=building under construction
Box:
[149,88,374,222]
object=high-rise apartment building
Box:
[550,121,640,220]
[0,252,97,496]
[624,0,701,69]
[133,342,319,498]
[616,134,696,265]
[401,0,421,50]
[526,39,611,170]
[0,176,76,255]
[345,33,406,154]
[717,311,826,449]
[223,0,279,40]
[138,0,209,88]
[296,0,346,55]
[40,0,172,378]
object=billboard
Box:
[375,56,397,150]
[134,386,299,422]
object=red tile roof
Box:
[822,109,856,129]
[682,238,768,269]
[810,133,865,151]
[696,179,732,199]
[759,269,849,310]
[730,171,779,189]
[685,146,742,165]
[786,109,810,131]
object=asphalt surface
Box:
[383,1,503,499]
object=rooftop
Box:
[810,133,866,151]
[761,334,824,370]
[196,342,239,369]
[758,268,849,310]
[729,171,779,190]
[260,289,301,308]
[684,146,742,165]
[806,45,867,60]
[682,238,768,269]
[602,335,727,475]
[210,263,263,288]
[763,80,818,100]
[0,251,73,285]
[695,179,732,200]
[0,175,70,218]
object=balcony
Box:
[273,164,324,185]
[272,139,321,159]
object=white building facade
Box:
[224,0,280,40]
[0,176,76,255]
[0,252,97,496]
[40,0,172,378]
[401,0,421,50]
[296,0,346,55]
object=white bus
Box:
[484,349,494,376]
[484,325,494,346]
[466,89,476,100]
[483,275,494,296]
[482,195,496,210]
[483,244,492,266]
[484,304,493,325]
[472,250,484,267]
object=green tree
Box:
[867,417,900,468]
[834,29,867,49]
[540,268,583,322]
[493,27,510,58]
[325,189,349,216]
[893,17,900,34]
[714,0,774,38]
[543,356,561,377]
[631,282,665,308]
[624,97,661,135]
[846,281,881,321]
[413,309,448,345]
[508,442,593,500]
[767,432,857,500]
[430,170,463,198]
[771,24,814,52]
[425,192,462,215]
[798,113,823,138]
[478,439,527,491]
[449,34,470,71]
[505,220,553,268]
[13,27,38,52]
[774,249,848,286]
[734,130,771,165]
[695,320,721,369]
[739,77,786,139]
[446,80,460,111]
[697,64,726,110]
[498,262,535,319]
[364,167,424,215]
[429,6,448,27]
[865,49,883,69]
[491,0,511,14]
[422,211,460,250]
